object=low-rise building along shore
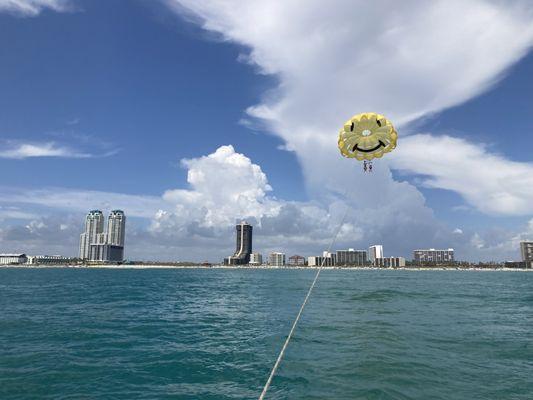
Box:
[0,253,28,265]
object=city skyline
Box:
[1,1,533,262]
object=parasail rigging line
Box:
[258,187,354,400]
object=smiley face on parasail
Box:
[338,112,397,162]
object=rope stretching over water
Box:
[258,196,352,400]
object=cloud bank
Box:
[1,144,530,261]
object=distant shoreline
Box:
[0,264,531,272]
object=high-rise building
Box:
[79,210,126,262]
[336,248,367,266]
[249,252,263,266]
[224,221,253,265]
[520,241,533,267]
[79,210,104,260]
[269,252,286,266]
[107,210,126,246]
[413,248,454,263]
[368,245,383,262]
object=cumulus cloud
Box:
[147,146,472,262]
[389,134,533,216]
[161,145,280,227]
[0,0,71,16]
[150,145,365,255]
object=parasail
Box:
[338,112,397,169]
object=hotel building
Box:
[413,248,454,263]
[368,245,384,262]
[79,210,126,262]
[224,221,253,265]
[336,248,367,266]
[0,254,27,265]
[269,252,286,267]
[375,257,406,268]
[520,241,533,268]
[249,252,263,266]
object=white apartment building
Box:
[368,245,384,262]
[307,253,336,267]
[107,210,126,246]
[375,257,406,268]
[79,210,104,260]
[0,254,27,265]
[249,252,263,266]
[79,210,126,262]
[413,248,454,263]
[269,252,286,267]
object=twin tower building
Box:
[79,210,126,262]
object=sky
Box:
[1,0,533,262]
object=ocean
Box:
[0,268,532,399]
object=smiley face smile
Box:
[352,140,386,153]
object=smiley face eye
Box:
[376,119,381,127]
[350,122,354,132]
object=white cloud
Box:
[164,1,533,213]
[151,145,365,252]
[167,0,533,133]
[162,145,279,227]
[159,0,533,261]
[0,142,86,159]
[389,134,533,216]
[0,187,165,218]
[0,206,38,220]
[1,144,527,261]
[0,0,71,16]
[146,145,463,261]
[0,141,118,159]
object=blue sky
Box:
[1,0,533,262]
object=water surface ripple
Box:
[1,268,532,399]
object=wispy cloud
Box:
[0,141,118,159]
[0,0,72,16]
[0,186,166,218]
[0,141,87,159]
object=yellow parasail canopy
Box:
[338,112,398,161]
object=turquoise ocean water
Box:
[0,268,532,399]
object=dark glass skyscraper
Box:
[224,221,253,265]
